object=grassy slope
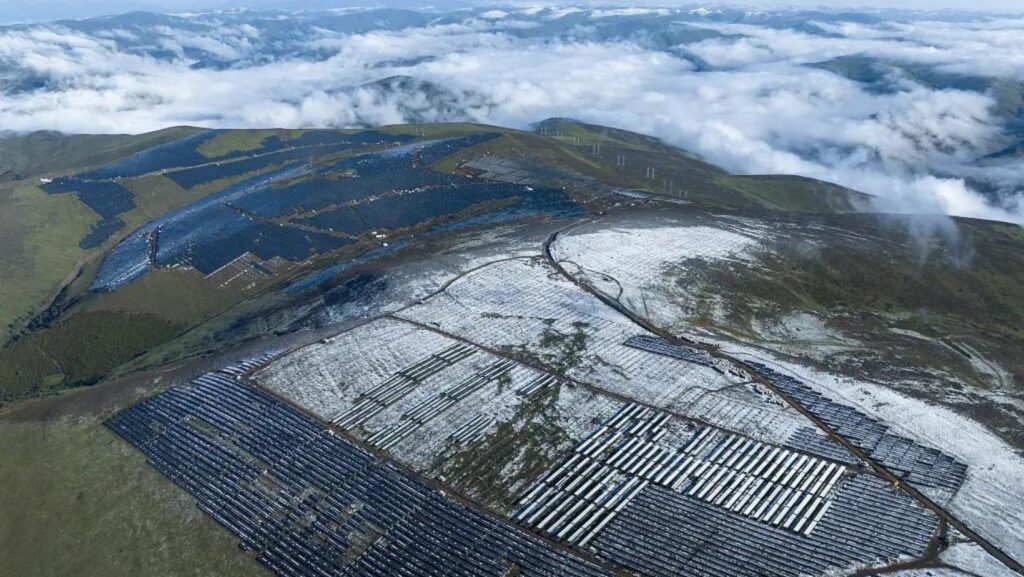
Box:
[672,212,1024,449]
[0,121,873,407]
[0,127,202,183]
[717,174,868,213]
[533,119,871,212]
[0,265,257,404]
[198,129,294,158]
[0,366,269,577]
[0,311,183,402]
[120,174,208,230]
[0,183,97,342]
[0,422,268,577]
[83,269,241,324]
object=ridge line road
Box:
[540,223,1024,577]
[235,215,1020,576]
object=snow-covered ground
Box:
[280,220,560,335]
[888,328,1015,391]
[555,223,759,280]
[886,541,1019,577]
[552,218,766,328]
[396,257,815,445]
[940,541,1020,577]
[396,379,626,481]
[716,339,1024,569]
[255,317,457,419]
[549,214,1023,572]
[753,312,858,349]
[250,211,1022,574]
[379,361,539,464]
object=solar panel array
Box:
[80,130,408,182]
[166,131,411,190]
[512,403,665,547]
[79,217,127,249]
[332,343,477,429]
[41,177,136,248]
[106,372,613,577]
[92,164,306,290]
[448,414,495,445]
[219,352,280,377]
[231,139,477,220]
[751,364,968,491]
[592,478,938,577]
[43,130,419,251]
[186,222,353,275]
[365,358,516,450]
[785,427,859,466]
[463,156,541,185]
[41,130,226,249]
[76,130,222,180]
[511,400,848,553]
[168,143,342,190]
[92,133,580,291]
[516,373,559,397]
[674,428,847,536]
[623,334,718,369]
[304,182,554,236]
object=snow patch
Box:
[715,339,1024,566]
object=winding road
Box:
[540,222,1024,577]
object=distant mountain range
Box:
[2,5,1022,220]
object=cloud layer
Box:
[1,6,1023,223]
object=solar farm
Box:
[27,123,1012,577]
[38,128,581,297]
[92,133,561,290]
[104,244,990,576]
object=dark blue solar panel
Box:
[40,177,136,219]
[78,217,127,249]
[77,130,223,180]
[93,133,575,292]
[165,131,414,190]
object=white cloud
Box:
[1,9,1022,224]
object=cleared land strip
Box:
[542,225,1024,577]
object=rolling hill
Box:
[1,120,1023,577]
[0,120,872,406]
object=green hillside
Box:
[531,119,871,212]
[668,211,1024,449]
[0,127,202,183]
[0,121,871,407]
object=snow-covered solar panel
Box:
[107,371,612,577]
[751,363,967,491]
